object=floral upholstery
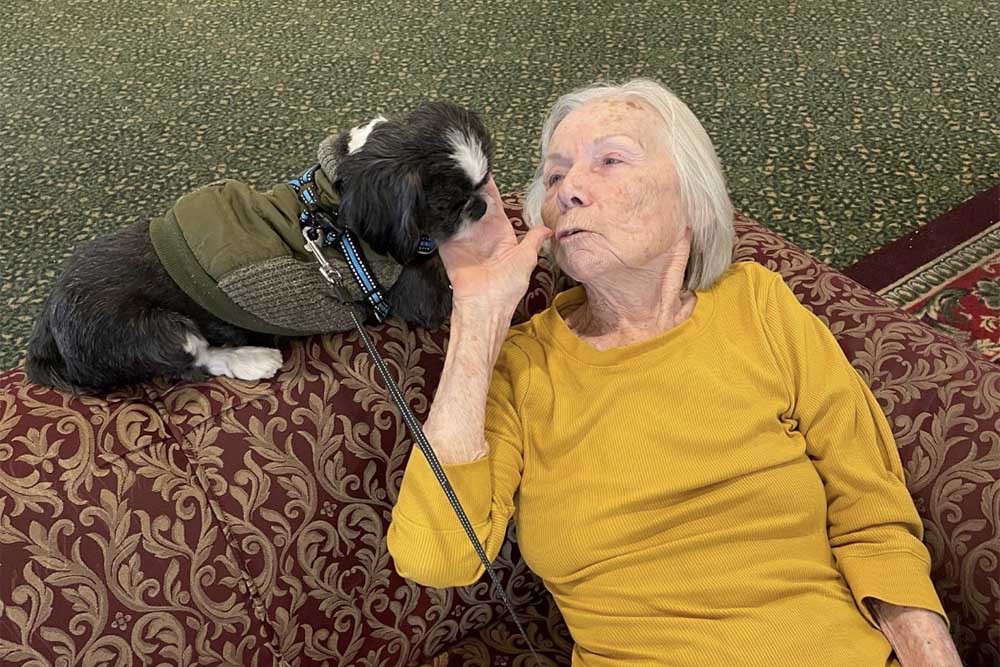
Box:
[1,195,997,667]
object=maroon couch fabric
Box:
[0,196,997,667]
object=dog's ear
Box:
[332,129,352,161]
[338,165,423,265]
[333,115,388,161]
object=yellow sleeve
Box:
[386,338,528,588]
[760,270,947,628]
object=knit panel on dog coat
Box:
[218,257,370,333]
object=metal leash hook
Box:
[302,227,348,296]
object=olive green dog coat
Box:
[148,139,401,336]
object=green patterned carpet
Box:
[1,0,998,370]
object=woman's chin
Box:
[555,248,608,285]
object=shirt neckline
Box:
[537,281,717,367]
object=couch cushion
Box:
[0,377,281,665]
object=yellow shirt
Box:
[388,261,946,666]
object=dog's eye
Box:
[467,196,487,221]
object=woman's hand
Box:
[438,177,552,318]
[413,178,552,465]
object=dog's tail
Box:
[24,307,77,393]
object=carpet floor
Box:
[846,185,1000,362]
[1,0,998,369]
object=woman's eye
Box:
[603,157,622,166]
[546,173,564,187]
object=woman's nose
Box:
[557,170,590,214]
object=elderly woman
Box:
[386,79,962,666]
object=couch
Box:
[1,194,997,667]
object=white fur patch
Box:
[347,115,387,154]
[447,128,489,186]
[184,333,283,381]
[183,333,208,358]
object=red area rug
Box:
[845,185,1000,362]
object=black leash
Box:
[344,305,542,666]
[292,166,542,664]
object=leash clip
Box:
[302,227,352,302]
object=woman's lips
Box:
[556,228,588,241]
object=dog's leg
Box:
[183,334,284,381]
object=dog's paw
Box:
[204,346,284,381]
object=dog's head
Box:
[331,101,495,265]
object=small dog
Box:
[26,101,495,394]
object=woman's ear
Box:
[338,164,423,265]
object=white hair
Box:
[524,78,734,291]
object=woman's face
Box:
[540,97,687,285]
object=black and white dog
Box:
[25,101,495,394]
